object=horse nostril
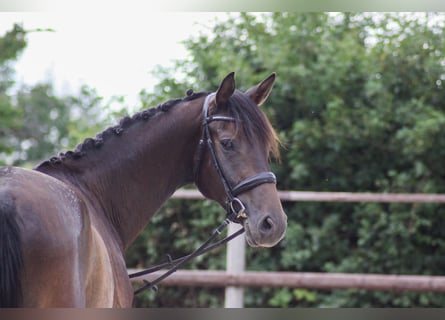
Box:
[260,216,275,233]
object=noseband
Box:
[194,93,277,222]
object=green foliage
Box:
[0,24,26,64]
[0,23,27,164]
[0,25,121,166]
[0,81,112,166]
[129,13,445,307]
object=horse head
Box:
[194,72,287,247]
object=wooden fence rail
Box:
[172,189,445,203]
[128,269,445,293]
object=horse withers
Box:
[0,72,287,307]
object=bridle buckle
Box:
[230,197,248,220]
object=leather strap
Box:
[232,172,277,197]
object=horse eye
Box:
[220,139,234,150]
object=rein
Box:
[130,218,244,294]
[129,93,277,295]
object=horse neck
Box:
[37,98,203,249]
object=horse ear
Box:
[215,72,236,108]
[246,72,276,106]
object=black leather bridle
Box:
[194,92,277,223]
[130,92,278,294]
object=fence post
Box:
[224,222,245,308]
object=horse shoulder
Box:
[84,225,115,307]
[81,201,134,307]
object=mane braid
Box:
[37,90,208,168]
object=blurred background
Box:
[1,12,445,307]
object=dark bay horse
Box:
[0,72,287,307]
